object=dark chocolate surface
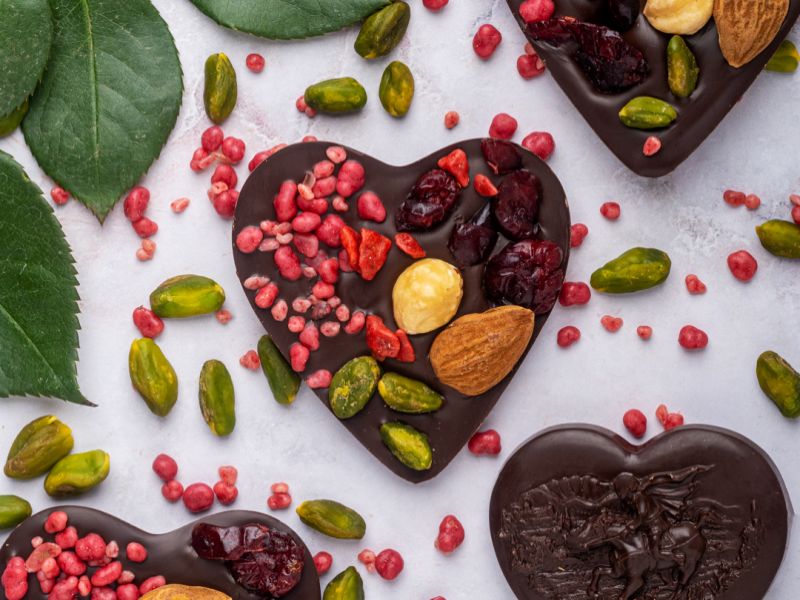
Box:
[232,140,570,483]
[490,425,790,599]
[507,0,800,177]
[0,508,320,600]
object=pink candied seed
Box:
[299,322,320,351]
[123,186,150,222]
[139,576,166,595]
[320,322,341,337]
[132,217,158,239]
[90,562,122,587]
[51,186,70,206]
[306,250,330,269]
[517,53,546,79]
[190,147,209,172]
[105,541,120,559]
[358,550,377,572]
[292,212,322,233]
[313,160,335,179]
[44,511,69,534]
[27,543,63,572]
[473,24,502,59]
[274,246,302,281]
[255,283,280,309]
[336,160,366,198]
[297,183,315,201]
[201,126,224,152]
[239,350,261,370]
[161,480,183,502]
[744,194,761,210]
[170,197,190,213]
[790,193,800,207]
[55,527,79,550]
[208,181,228,199]
[302,265,317,279]
[215,309,233,324]
[326,146,347,164]
[357,192,387,223]
[218,465,238,486]
[297,194,329,214]
[521,131,555,160]
[444,110,460,129]
[125,543,147,563]
[327,296,341,309]
[723,189,746,206]
[290,343,310,372]
[570,223,589,248]
[423,0,449,10]
[56,551,86,577]
[317,258,339,284]
[271,299,288,321]
[313,552,333,576]
[221,137,246,164]
[489,113,517,139]
[116,583,139,600]
[211,164,238,189]
[276,222,293,235]
[332,195,349,212]
[246,52,266,73]
[292,297,312,313]
[274,181,298,222]
[679,325,708,350]
[294,233,320,258]
[601,315,624,333]
[213,481,238,506]
[643,136,662,157]
[213,190,239,219]
[288,316,306,333]
[260,238,280,252]
[267,493,292,510]
[345,311,366,334]
[261,219,279,235]
[31,537,44,548]
[244,275,270,290]
[600,201,621,220]
[49,577,78,600]
[92,587,117,600]
[312,281,335,300]
[335,305,351,322]
[306,369,333,389]
[118,571,136,585]
[339,249,354,272]
[236,226,264,254]
[637,325,653,340]
[685,274,707,295]
[40,557,60,579]
[316,215,345,248]
[519,0,555,22]
[313,176,337,199]
[77,576,91,597]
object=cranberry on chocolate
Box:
[395,168,461,231]
[448,204,498,267]
[492,170,542,240]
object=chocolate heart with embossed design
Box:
[507,0,800,177]
[233,140,570,482]
[490,425,790,599]
[0,507,320,599]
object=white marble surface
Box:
[1,1,798,597]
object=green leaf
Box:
[0,0,53,118]
[23,0,183,221]
[0,151,90,406]
[188,0,391,40]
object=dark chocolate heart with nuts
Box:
[506,0,800,177]
[0,507,321,599]
[490,425,790,599]
[232,139,570,482]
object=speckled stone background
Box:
[1,1,797,597]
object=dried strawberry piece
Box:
[366,316,400,361]
[339,226,361,271]
[358,228,392,281]
[394,233,426,259]
[395,330,416,363]
[437,149,470,188]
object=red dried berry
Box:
[468,430,501,455]
[685,274,707,295]
[290,343,310,372]
[126,543,147,563]
[306,369,333,389]
[313,551,333,575]
[255,283,279,309]
[213,481,239,505]
[637,325,653,340]
[623,409,647,438]
[570,223,589,248]
[51,186,70,206]
[444,111,460,129]
[358,228,392,281]
[274,245,302,281]
[557,325,581,348]
[75,534,107,563]
[521,131,554,160]
[423,0,448,9]
[448,205,497,267]
[727,250,757,282]
[793,205,800,225]
[435,515,465,554]
[132,216,158,238]
[473,174,499,197]
[366,315,401,361]
[236,226,264,254]
[489,113,518,140]
[56,551,85,576]
[246,53,266,73]
[44,511,68,534]
[655,404,668,425]
[336,160,366,198]
[222,137,246,164]
[162,480,184,503]
[55,527,78,550]
[395,233,426,258]
[517,53,546,79]
[558,282,591,306]
[395,329,416,363]
[123,186,150,222]
[473,24,502,59]
[643,136,662,156]
[357,191,387,223]
[201,126,224,152]
[744,194,761,210]
[375,549,404,581]
[267,492,292,511]
[600,201,621,220]
[240,350,261,370]
[664,412,685,430]
[437,148,470,188]
[481,139,522,174]
[152,454,178,481]
[723,189,746,206]
[139,576,166,595]
[211,164,238,189]
[213,190,239,219]
[358,549,376,572]
[519,0,555,22]
[493,170,541,240]
[601,315,623,332]
[183,483,215,513]
[678,325,708,350]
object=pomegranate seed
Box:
[792,205,800,225]
[473,24,502,59]
[519,0,555,22]
[136,239,156,261]
[600,201,621,220]
[601,315,623,332]
[521,131,554,160]
[290,343,310,372]
[489,113,517,139]
[161,480,183,502]
[221,137,246,164]
[570,223,588,248]
[723,189,746,206]
[375,549,404,581]
[423,0,448,9]
[678,325,708,350]
[211,164,238,189]
[623,409,647,438]
[664,412,685,430]
[637,325,653,340]
[123,186,150,222]
[306,369,333,389]
[357,191,387,222]
[685,274,707,295]
[744,194,761,210]
[51,186,70,205]
[326,146,347,164]
[313,551,333,575]
[473,174,499,197]
[201,126,224,152]
[183,483,214,513]
[213,481,238,505]
[132,217,158,238]
[246,53,265,73]
[558,282,591,306]
[656,404,669,425]
[239,350,261,370]
[517,53,546,79]
[90,562,122,587]
[170,197,190,213]
[557,325,581,348]
[468,430,501,455]
[643,136,662,156]
[236,225,264,254]
[271,299,288,321]
[215,309,233,324]
[727,250,757,281]
[139,576,166,595]
[152,454,178,482]
[345,311,366,334]
[357,550,376,572]
[125,543,147,563]
[213,190,239,218]
[255,283,279,309]
[55,528,78,550]
[444,110,460,129]
[299,322,320,350]
[267,492,292,510]
[435,515,465,554]
[218,465,238,485]
[244,275,270,290]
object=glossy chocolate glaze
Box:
[490,425,790,599]
[507,0,800,177]
[233,140,570,483]
[0,508,320,600]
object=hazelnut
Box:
[392,259,463,334]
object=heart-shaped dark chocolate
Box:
[0,507,320,599]
[490,425,790,599]
[233,140,570,482]
[507,0,800,177]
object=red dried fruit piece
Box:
[520,0,555,22]
[448,204,498,267]
[600,201,621,220]
[468,430,501,455]
[678,325,708,350]
[435,515,465,554]
[395,168,461,232]
[444,110,460,129]
[395,233,426,259]
[517,52,546,79]
[424,0,448,10]
[558,282,591,306]
[339,225,361,271]
[601,315,623,332]
[664,412,684,430]
[183,483,215,513]
[437,149,470,187]
[623,409,646,438]
[637,325,653,340]
[473,174,499,197]
[473,24,502,59]
[570,223,589,248]
[133,306,164,339]
[123,186,150,222]
[723,189,746,206]
[484,239,565,314]
[656,404,668,425]
[493,170,541,240]
[395,329,416,363]
[246,53,265,73]
[313,552,333,575]
[557,325,581,347]
[521,131,554,160]
[358,228,392,281]
[643,136,662,156]
[489,113,518,140]
[357,191,387,223]
[481,139,522,174]
[152,454,178,482]
[51,186,70,206]
[366,315,401,360]
[126,543,147,563]
[727,250,757,282]
[162,480,183,502]
[375,549,404,581]
[685,274,707,295]
[527,17,649,94]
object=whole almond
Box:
[429,305,535,396]
[714,0,789,68]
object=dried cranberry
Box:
[448,204,498,267]
[192,524,244,561]
[395,169,461,231]
[229,530,304,597]
[623,409,647,438]
[527,17,649,94]
[492,170,541,240]
[604,0,640,31]
[484,239,565,314]
[481,139,522,175]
